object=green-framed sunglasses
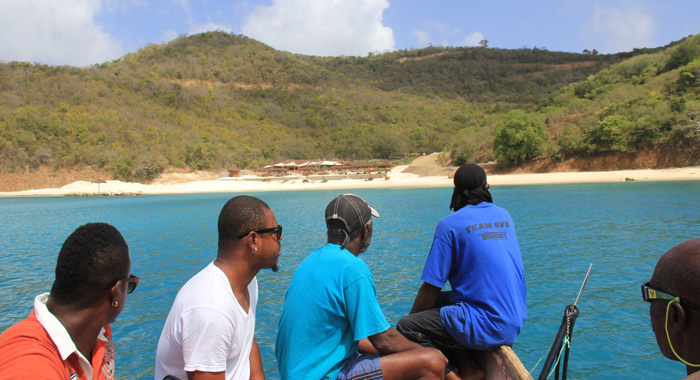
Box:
[641,281,700,312]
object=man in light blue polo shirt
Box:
[276,194,445,380]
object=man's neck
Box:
[46,299,103,360]
[328,240,360,256]
[214,256,257,297]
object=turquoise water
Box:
[1,181,699,379]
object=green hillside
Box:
[0,31,697,182]
[525,33,700,167]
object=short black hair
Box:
[218,195,271,251]
[50,223,130,308]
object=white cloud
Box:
[0,0,123,66]
[410,20,483,49]
[241,0,394,57]
[584,4,656,53]
[463,32,485,47]
[412,30,431,47]
[162,29,180,43]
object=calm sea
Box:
[1,181,699,379]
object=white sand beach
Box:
[1,162,698,197]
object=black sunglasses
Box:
[237,225,283,240]
[123,274,140,294]
[641,281,700,312]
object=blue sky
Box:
[0,0,698,67]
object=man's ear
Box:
[109,280,122,305]
[668,301,687,334]
[248,232,259,253]
[362,223,373,239]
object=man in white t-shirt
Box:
[155,195,283,380]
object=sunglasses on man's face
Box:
[123,274,140,294]
[237,225,283,240]
[641,281,700,312]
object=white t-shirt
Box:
[155,262,258,380]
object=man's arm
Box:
[187,338,265,380]
[358,338,379,354]
[249,338,265,380]
[368,328,447,380]
[409,282,442,314]
[179,308,241,380]
[367,327,425,355]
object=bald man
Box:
[643,238,700,378]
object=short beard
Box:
[359,229,372,254]
[271,264,279,272]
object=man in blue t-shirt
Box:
[276,194,445,380]
[397,164,527,380]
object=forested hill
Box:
[0,31,698,182]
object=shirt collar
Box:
[33,293,108,378]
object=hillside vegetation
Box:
[0,31,698,182]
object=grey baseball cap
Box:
[325,194,379,233]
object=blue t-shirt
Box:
[422,202,527,350]
[276,244,390,380]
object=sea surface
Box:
[1,181,699,380]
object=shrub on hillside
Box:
[583,115,633,153]
[493,110,548,166]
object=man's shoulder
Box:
[297,245,372,280]
[0,316,62,369]
[180,263,222,290]
[308,244,366,266]
[173,264,233,308]
[0,314,49,345]
[444,203,510,219]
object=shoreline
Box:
[1,165,698,197]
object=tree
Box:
[372,130,408,159]
[479,40,489,48]
[583,115,633,153]
[664,41,700,72]
[184,144,214,170]
[493,110,548,166]
[686,109,700,136]
[674,59,700,93]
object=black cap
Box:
[325,194,380,233]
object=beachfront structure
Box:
[264,160,344,170]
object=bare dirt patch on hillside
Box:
[398,52,449,63]
[402,154,457,177]
[150,170,222,184]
